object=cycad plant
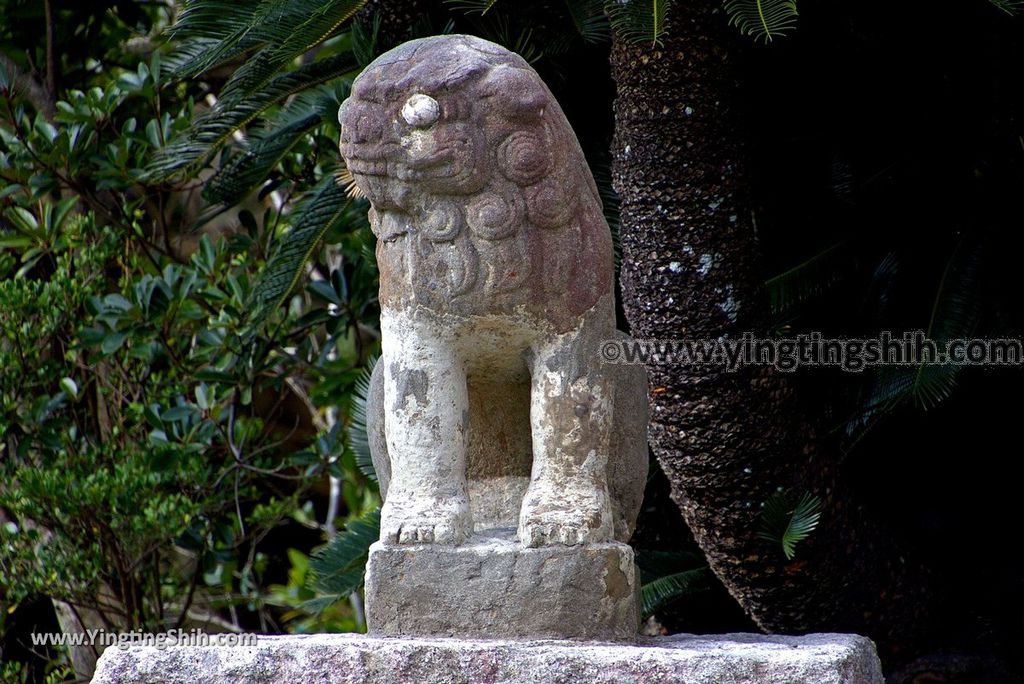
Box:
[608,0,1020,44]
[762,234,992,446]
[148,1,373,329]
[144,0,396,625]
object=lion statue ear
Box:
[477,64,549,121]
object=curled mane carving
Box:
[339,35,611,332]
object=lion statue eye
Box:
[401,93,440,128]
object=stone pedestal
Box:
[91,632,885,684]
[365,530,640,641]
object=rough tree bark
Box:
[609,2,937,661]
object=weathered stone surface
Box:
[339,34,649,555]
[365,331,649,540]
[92,632,885,684]
[339,34,613,326]
[339,32,651,643]
[364,530,640,640]
[342,33,647,557]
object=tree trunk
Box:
[609,2,936,661]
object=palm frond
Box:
[445,0,503,15]
[203,113,321,206]
[893,241,982,411]
[911,364,960,409]
[473,13,546,63]
[861,251,900,320]
[989,0,1024,14]
[169,0,365,81]
[723,0,799,43]
[351,12,381,67]
[591,162,620,270]
[926,240,984,344]
[160,37,227,77]
[847,361,956,437]
[510,27,544,64]
[606,0,668,46]
[170,0,259,38]
[757,489,822,560]
[202,89,341,206]
[765,242,853,320]
[851,240,984,432]
[305,507,380,612]
[168,1,281,78]
[349,358,378,483]
[248,175,352,326]
[146,53,357,182]
[565,0,611,44]
[217,0,366,103]
[640,568,712,618]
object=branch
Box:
[0,52,55,119]
[43,0,57,107]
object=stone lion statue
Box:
[338,35,647,547]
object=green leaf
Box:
[850,240,985,436]
[565,0,610,46]
[59,377,79,399]
[248,175,351,325]
[308,279,342,305]
[349,359,378,483]
[640,567,712,618]
[606,0,667,46]
[161,405,196,422]
[144,405,165,430]
[765,242,854,320]
[203,111,323,206]
[445,0,502,16]
[757,489,822,560]
[5,206,39,235]
[195,368,236,383]
[989,0,1024,14]
[724,0,799,43]
[146,54,357,182]
[50,197,78,234]
[103,293,133,311]
[0,235,32,249]
[195,383,213,410]
[306,507,380,611]
[101,332,128,354]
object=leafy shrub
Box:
[1,3,381,679]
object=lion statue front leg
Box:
[518,310,616,547]
[378,310,474,545]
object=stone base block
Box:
[92,632,884,683]
[364,531,639,640]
